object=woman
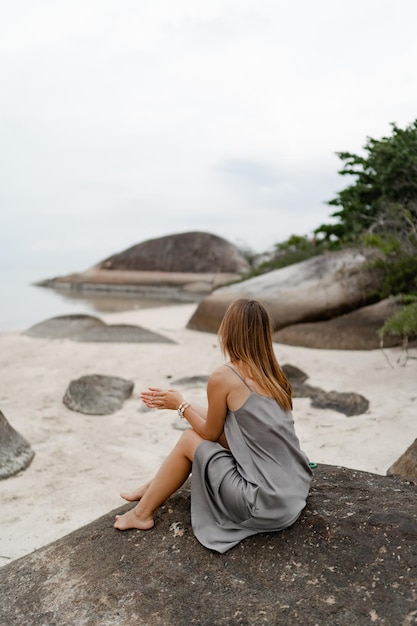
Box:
[114,298,312,553]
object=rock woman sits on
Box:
[114,298,312,553]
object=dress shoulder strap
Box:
[224,364,253,391]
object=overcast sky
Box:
[2,0,417,273]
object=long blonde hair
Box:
[218,298,292,411]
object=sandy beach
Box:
[1,302,416,568]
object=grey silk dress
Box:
[191,366,312,553]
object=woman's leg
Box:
[120,481,151,502]
[120,431,228,503]
[114,429,203,531]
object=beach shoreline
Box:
[1,302,416,567]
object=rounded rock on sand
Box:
[0,410,35,479]
[63,374,134,415]
[22,314,105,339]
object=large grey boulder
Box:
[23,314,103,339]
[0,410,35,479]
[0,465,416,625]
[23,315,174,343]
[99,231,250,274]
[63,375,134,415]
[273,298,401,350]
[187,249,382,334]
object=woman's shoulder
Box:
[209,364,231,381]
[208,364,237,388]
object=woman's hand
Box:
[140,387,184,411]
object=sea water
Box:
[0,267,180,333]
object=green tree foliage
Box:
[269,235,323,269]
[315,120,417,246]
[379,296,417,347]
[364,202,417,298]
[246,121,417,346]
[242,234,324,279]
[314,121,417,312]
[314,120,417,342]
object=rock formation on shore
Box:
[282,364,369,416]
[1,465,415,625]
[32,234,407,349]
[36,232,249,298]
[99,231,250,274]
[273,298,401,350]
[187,249,402,350]
[23,314,175,343]
[0,411,35,479]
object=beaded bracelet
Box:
[177,401,190,418]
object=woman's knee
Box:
[177,428,203,458]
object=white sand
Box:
[0,303,416,567]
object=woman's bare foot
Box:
[114,507,155,531]
[120,482,150,502]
